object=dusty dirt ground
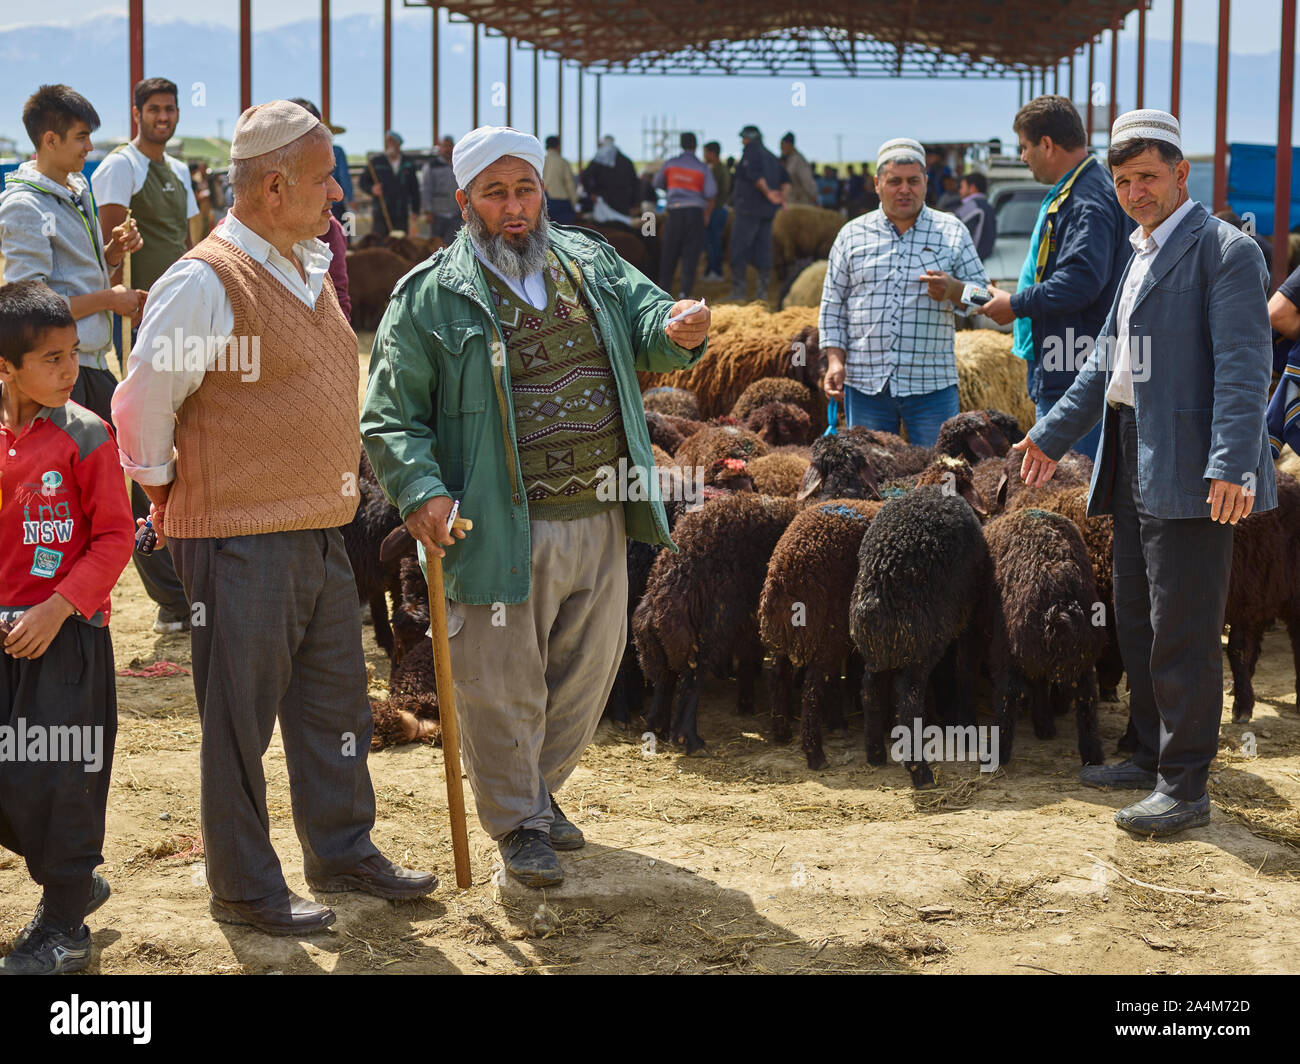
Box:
[2,335,1298,976]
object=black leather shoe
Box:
[209,888,336,936]
[499,828,564,888]
[549,794,585,851]
[1079,759,1157,790]
[1115,791,1211,836]
[308,854,438,899]
[15,872,110,951]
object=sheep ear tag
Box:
[796,464,824,501]
[823,399,839,436]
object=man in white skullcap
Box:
[361,125,710,888]
[819,136,989,446]
[114,100,437,934]
[1015,108,1276,835]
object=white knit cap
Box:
[876,137,926,169]
[1111,108,1182,151]
[230,100,322,160]
[452,126,545,191]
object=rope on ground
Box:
[117,660,191,678]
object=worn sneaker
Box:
[548,794,585,851]
[152,615,190,635]
[498,828,564,888]
[14,872,111,951]
[0,923,92,975]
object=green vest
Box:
[482,250,629,520]
[113,145,189,290]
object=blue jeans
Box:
[1035,395,1102,461]
[843,381,959,449]
[705,205,728,274]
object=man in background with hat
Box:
[819,136,989,447]
[114,99,436,936]
[360,129,419,237]
[1014,109,1276,836]
[361,125,710,889]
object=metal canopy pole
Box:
[1274,0,1296,290]
[383,0,392,137]
[129,0,143,138]
[1213,0,1230,212]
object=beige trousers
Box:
[448,506,628,840]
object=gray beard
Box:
[465,199,551,280]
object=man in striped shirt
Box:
[820,138,989,447]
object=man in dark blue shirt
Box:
[729,125,786,301]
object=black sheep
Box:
[633,493,801,752]
[984,507,1106,766]
[849,487,1006,788]
[341,450,404,658]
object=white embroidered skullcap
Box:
[1111,109,1182,151]
[230,100,322,160]
[452,126,545,190]
[876,137,926,169]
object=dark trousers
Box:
[169,528,381,902]
[660,206,706,298]
[705,205,728,274]
[72,362,190,624]
[0,620,116,930]
[729,213,773,299]
[1110,404,1234,799]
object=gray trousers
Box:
[1110,404,1234,800]
[448,506,628,840]
[71,366,190,623]
[170,528,380,902]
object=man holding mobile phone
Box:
[818,137,990,447]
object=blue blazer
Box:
[1029,201,1277,520]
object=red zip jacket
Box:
[0,397,134,626]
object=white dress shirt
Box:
[471,241,547,308]
[111,211,335,485]
[1106,196,1196,407]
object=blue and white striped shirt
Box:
[819,205,989,397]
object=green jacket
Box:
[360,223,707,604]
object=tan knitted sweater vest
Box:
[164,235,359,538]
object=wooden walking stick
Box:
[366,157,395,235]
[121,208,134,357]
[426,505,475,888]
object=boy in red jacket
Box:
[0,279,134,975]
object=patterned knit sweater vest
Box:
[164,235,360,538]
[483,250,629,520]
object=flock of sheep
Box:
[344,303,1300,789]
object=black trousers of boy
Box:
[72,365,190,625]
[0,620,117,932]
[660,206,706,298]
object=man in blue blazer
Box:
[1013,109,1276,836]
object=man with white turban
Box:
[114,100,437,935]
[819,136,989,446]
[361,126,711,888]
[1015,109,1277,835]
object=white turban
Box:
[876,137,926,170]
[452,126,545,191]
[1111,109,1182,151]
